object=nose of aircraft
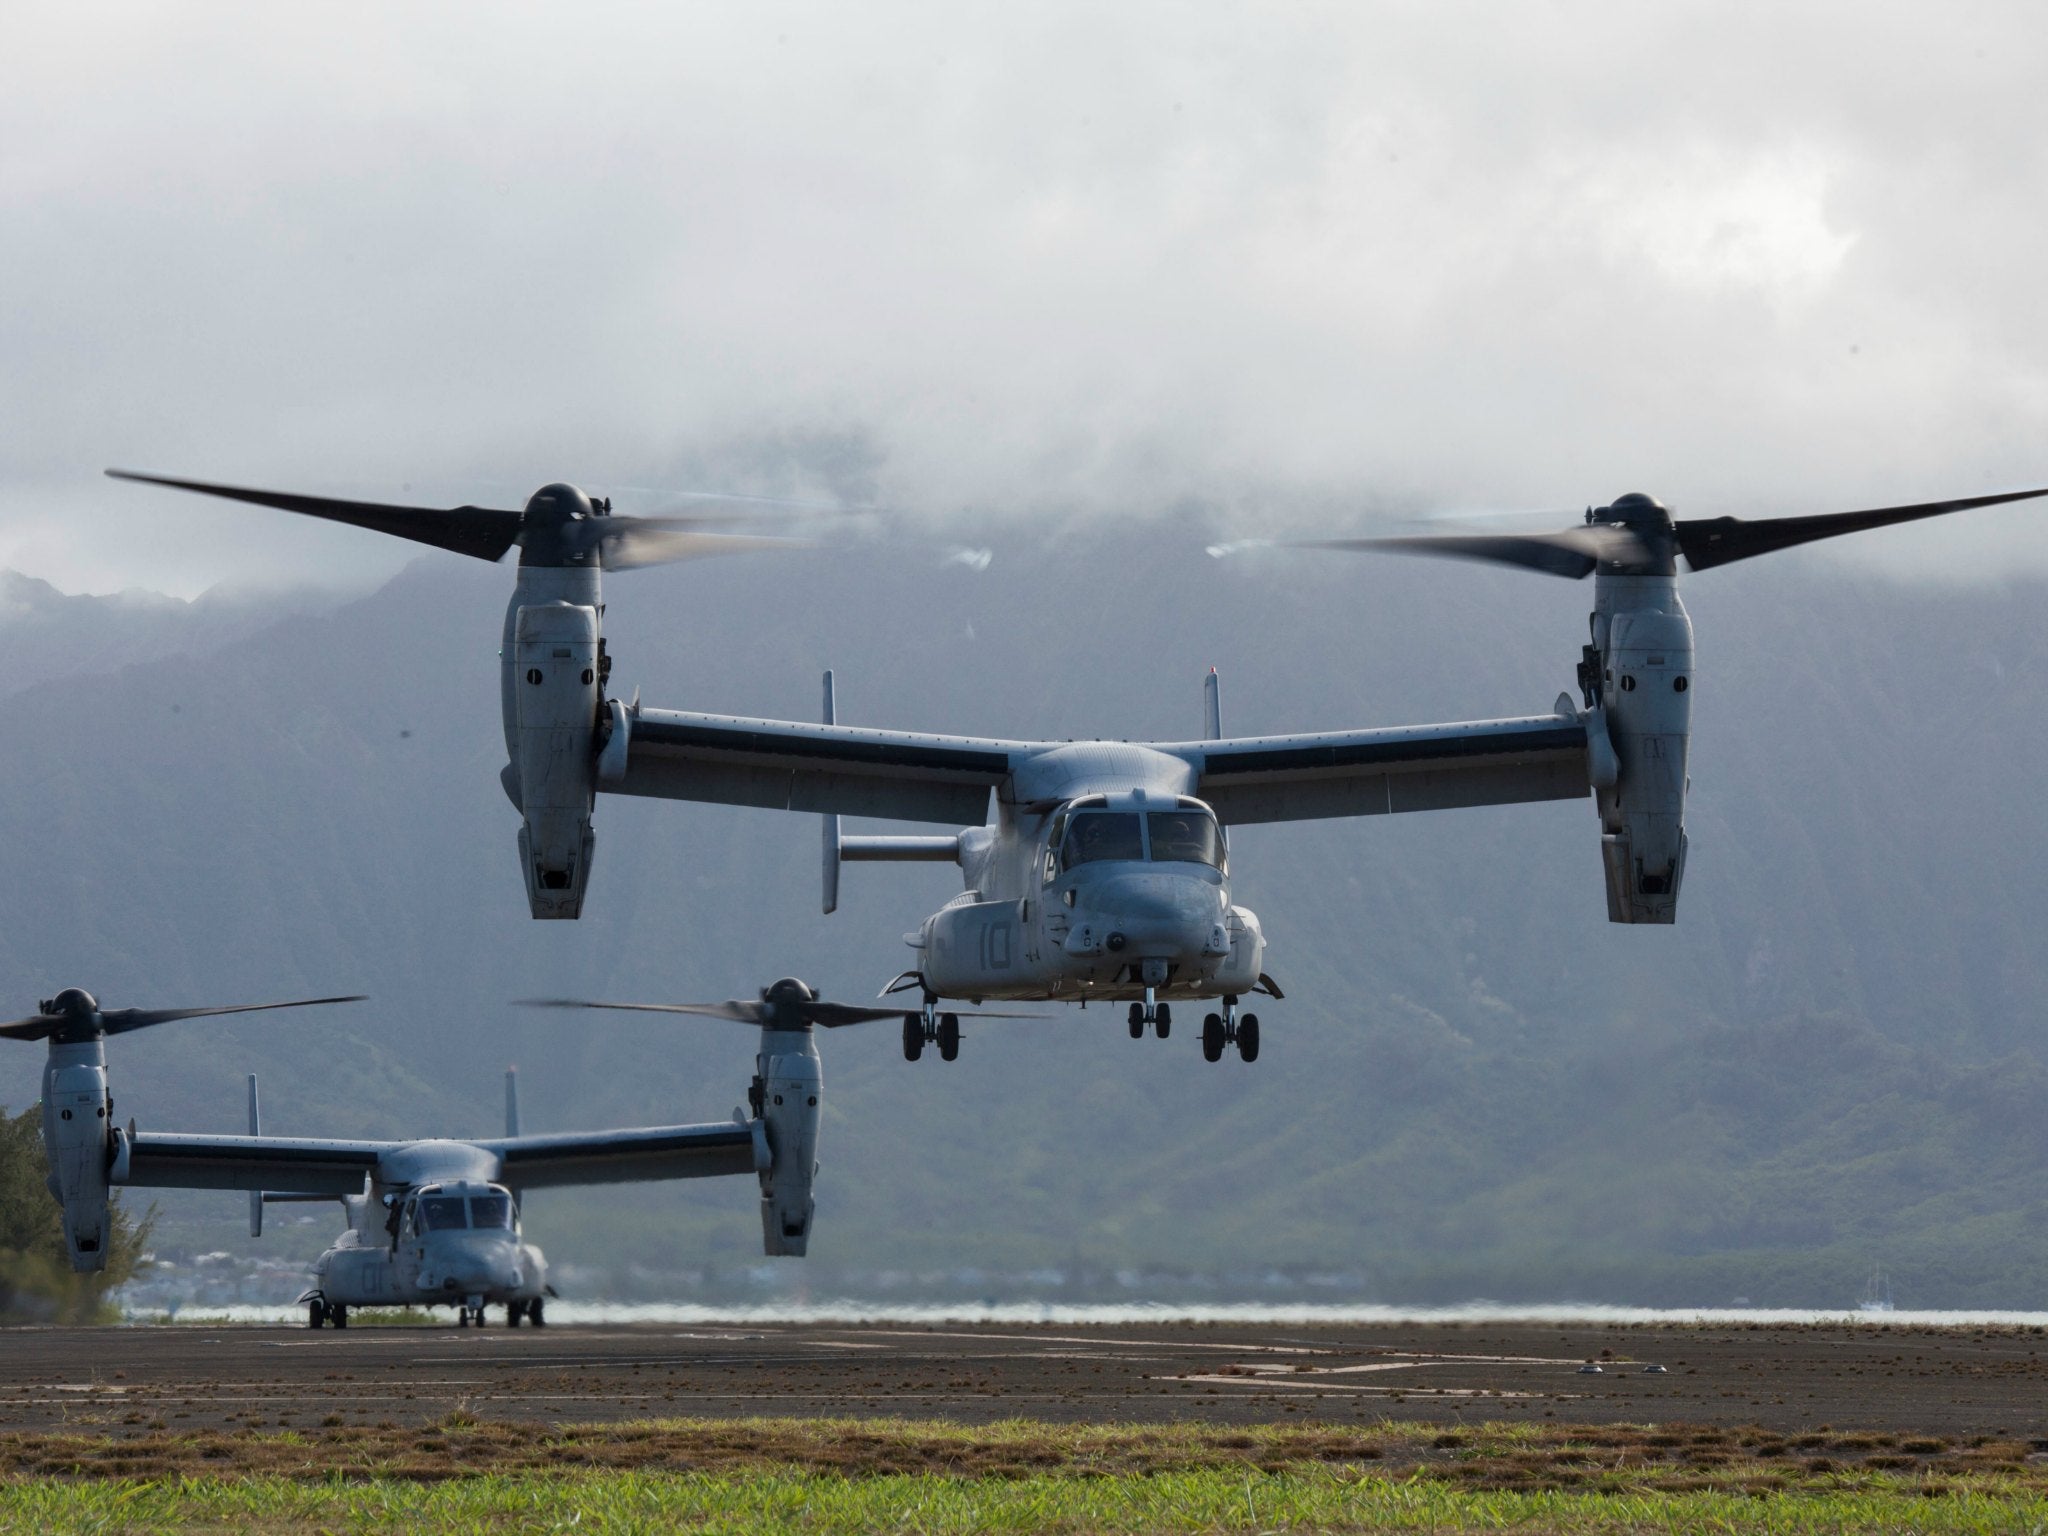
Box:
[425,1234,525,1295]
[1077,870,1223,959]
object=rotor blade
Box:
[105,470,526,563]
[98,995,368,1035]
[596,520,813,572]
[0,1016,60,1042]
[516,997,766,1024]
[801,1002,928,1027]
[806,1002,1051,1026]
[1675,487,2048,572]
[1296,525,1643,580]
[640,491,872,517]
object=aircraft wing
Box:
[606,707,1026,825]
[478,1119,764,1190]
[119,1132,387,1195]
[1177,711,1592,825]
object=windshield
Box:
[1061,811,1144,869]
[1147,810,1223,869]
[419,1195,469,1232]
[469,1193,514,1230]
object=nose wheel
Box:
[902,999,961,1061]
[1126,991,1172,1038]
[1201,997,1260,1062]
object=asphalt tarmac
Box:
[4,1321,2045,1437]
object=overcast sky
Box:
[4,2,2044,594]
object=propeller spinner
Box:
[1303,486,2048,579]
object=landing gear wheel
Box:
[937,1013,961,1061]
[457,1306,470,1328]
[529,1298,547,1328]
[330,1304,348,1330]
[307,1299,327,1329]
[1202,1013,1225,1062]
[1154,1002,1171,1038]
[1128,1002,1145,1039]
[1237,1013,1260,1063]
[902,1013,924,1062]
[507,1301,525,1327]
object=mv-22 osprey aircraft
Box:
[110,471,2048,1064]
[7,981,840,1326]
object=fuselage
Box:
[309,1171,547,1314]
[911,746,1267,1004]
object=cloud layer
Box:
[5,2,2044,591]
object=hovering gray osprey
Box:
[110,471,2047,1062]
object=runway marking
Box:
[1198,1354,1605,1376]
[12,1392,1155,1408]
[4,1379,491,1393]
[844,1329,1334,1355]
[669,1332,768,1341]
[1176,1374,1554,1399]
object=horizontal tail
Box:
[821,670,961,912]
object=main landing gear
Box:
[902,997,960,1062]
[306,1297,347,1329]
[1201,996,1260,1063]
[1127,987,1172,1039]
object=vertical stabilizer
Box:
[504,1066,522,1138]
[821,670,842,915]
[246,1074,262,1238]
[1204,669,1229,854]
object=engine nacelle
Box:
[754,1030,822,1257]
[511,601,600,919]
[40,1049,114,1272]
[1590,578,1694,923]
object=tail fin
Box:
[1204,670,1229,855]
[247,1074,262,1238]
[504,1066,522,1138]
[821,670,842,914]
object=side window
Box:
[1044,813,1067,884]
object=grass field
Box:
[4,1415,2048,1533]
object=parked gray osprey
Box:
[8,984,828,1326]
[109,470,2048,1062]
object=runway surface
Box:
[4,1321,2046,1437]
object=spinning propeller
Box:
[521,977,1043,1029]
[1302,487,2048,580]
[0,988,366,1045]
[104,470,809,571]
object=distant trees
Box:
[0,1105,150,1323]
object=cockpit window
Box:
[1147,810,1223,869]
[469,1193,514,1230]
[1061,811,1144,869]
[419,1195,469,1231]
